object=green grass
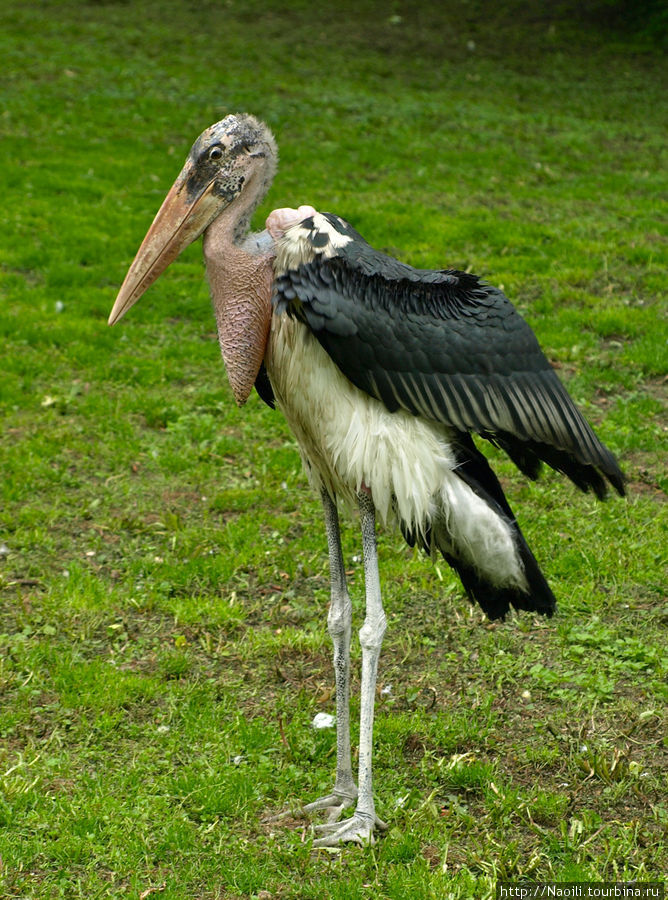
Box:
[1,1,667,897]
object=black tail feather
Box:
[442,546,556,621]
[401,433,557,621]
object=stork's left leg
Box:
[313,491,388,847]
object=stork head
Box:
[108,114,277,325]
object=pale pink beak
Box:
[108,161,223,326]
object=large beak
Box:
[108,161,222,326]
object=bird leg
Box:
[313,491,388,847]
[264,487,356,828]
[302,487,357,822]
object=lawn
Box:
[0,1,666,897]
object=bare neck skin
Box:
[202,181,275,406]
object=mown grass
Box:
[1,1,667,897]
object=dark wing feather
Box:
[274,230,624,497]
[254,362,275,409]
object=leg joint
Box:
[328,596,352,637]
[359,612,387,651]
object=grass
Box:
[1,0,667,897]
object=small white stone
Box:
[312,712,335,730]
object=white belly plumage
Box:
[265,312,528,591]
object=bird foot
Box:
[263,789,356,826]
[302,790,357,824]
[312,812,388,847]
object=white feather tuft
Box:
[273,210,353,273]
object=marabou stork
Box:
[109,113,624,846]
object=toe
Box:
[312,814,376,847]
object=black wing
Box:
[273,222,624,498]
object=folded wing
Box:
[274,220,624,499]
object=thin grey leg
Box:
[353,490,386,823]
[314,490,388,846]
[303,487,357,819]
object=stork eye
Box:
[208,146,223,161]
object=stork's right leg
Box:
[302,487,357,821]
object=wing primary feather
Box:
[398,372,431,420]
[542,376,614,469]
[377,368,405,413]
[456,376,489,431]
[484,381,517,434]
[435,377,468,431]
[501,380,535,440]
[516,377,561,445]
[366,370,383,404]
[531,377,570,444]
[540,377,591,450]
[418,373,446,421]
